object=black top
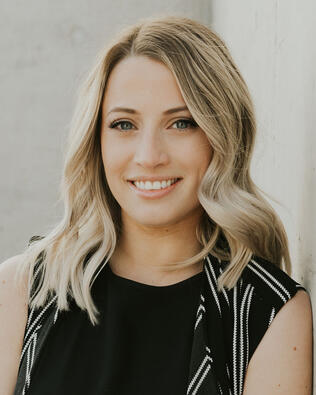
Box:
[26,263,205,395]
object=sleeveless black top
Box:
[15,238,308,395]
[20,263,206,395]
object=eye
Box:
[109,120,134,131]
[171,118,198,130]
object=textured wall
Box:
[0,0,211,260]
[210,0,315,389]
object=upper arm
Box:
[243,289,313,395]
[0,254,29,395]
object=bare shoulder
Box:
[243,289,313,394]
[0,254,29,394]
[0,254,29,303]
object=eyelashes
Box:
[108,118,198,132]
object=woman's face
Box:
[100,55,212,228]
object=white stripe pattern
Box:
[268,307,276,327]
[205,255,222,317]
[219,267,230,308]
[245,286,254,372]
[187,347,213,395]
[194,294,206,330]
[247,263,287,303]
[18,296,58,393]
[238,284,254,395]
[20,295,58,363]
[15,251,306,395]
[250,259,291,299]
[232,286,238,395]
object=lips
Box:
[127,178,182,199]
[131,178,181,186]
[128,177,182,182]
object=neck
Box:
[109,210,205,285]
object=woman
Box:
[0,15,312,395]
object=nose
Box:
[134,129,169,168]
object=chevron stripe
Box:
[239,284,254,395]
[245,286,253,371]
[20,295,58,363]
[18,294,59,394]
[205,255,222,317]
[187,346,213,395]
[194,294,206,330]
[226,363,231,380]
[250,259,291,300]
[268,307,276,327]
[217,380,224,394]
[247,263,287,303]
[219,267,230,308]
[53,308,59,324]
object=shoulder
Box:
[0,253,29,346]
[242,255,308,309]
[240,255,311,358]
[0,254,29,394]
[242,258,313,394]
[0,253,25,270]
[241,254,312,332]
[0,254,28,299]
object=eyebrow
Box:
[106,105,189,117]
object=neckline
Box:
[105,263,205,290]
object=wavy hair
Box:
[16,15,291,325]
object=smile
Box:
[132,178,179,190]
[127,178,182,199]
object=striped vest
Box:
[14,240,306,394]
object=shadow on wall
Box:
[297,66,316,291]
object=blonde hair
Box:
[16,15,291,325]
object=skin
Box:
[100,55,213,286]
[243,289,313,394]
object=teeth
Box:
[133,179,178,190]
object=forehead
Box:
[102,56,187,115]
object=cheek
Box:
[183,135,213,175]
[101,135,130,179]
[201,143,213,170]
[199,133,213,163]
[101,135,118,178]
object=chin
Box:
[131,213,181,228]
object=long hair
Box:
[15,15,291,325]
